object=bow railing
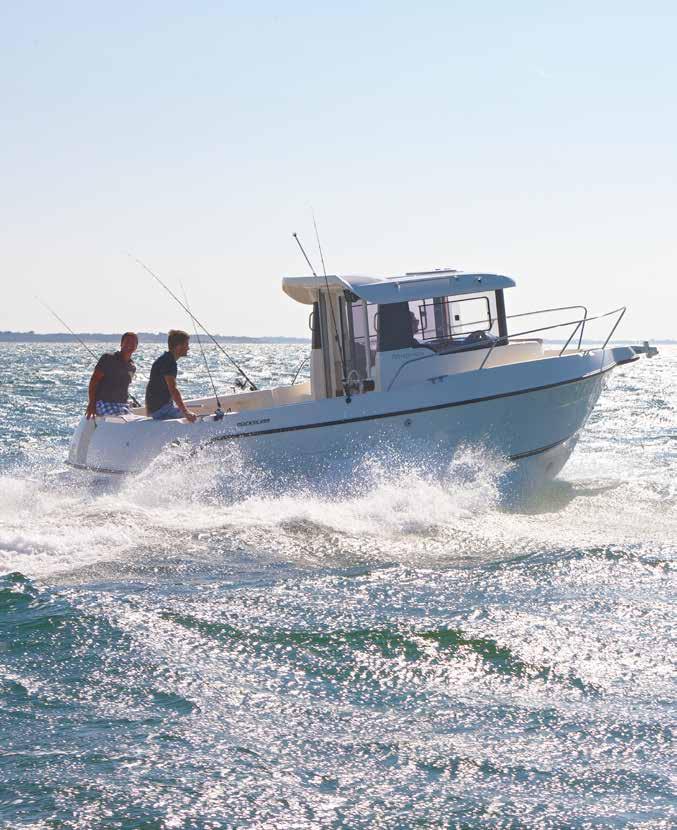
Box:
[479,305,626,369]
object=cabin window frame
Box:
[342,291,375,380]
[374,290,508,354]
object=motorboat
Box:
[68,268,653,490]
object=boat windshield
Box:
[343,290,501,367]
[412,294,495,347]
[375,293,500,353]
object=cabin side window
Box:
[376,302,418,352]
[342,292,378,379]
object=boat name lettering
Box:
[236,417,271,428]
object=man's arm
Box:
[164,375,197,423]
[86,368,105,419]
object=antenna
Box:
[292,232,318,276]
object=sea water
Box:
[0,342,675,829]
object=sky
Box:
[1,2,675,339]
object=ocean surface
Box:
[0,342,675,830]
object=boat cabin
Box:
[282,269,519,399]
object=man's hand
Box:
[165,375,196,423]
[87,367,105,420]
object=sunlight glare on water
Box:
[0,342,674,828]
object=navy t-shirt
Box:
[95,352,136,403]
[145,351,178,413]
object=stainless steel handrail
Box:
[600,306,627,350]
[504,304,588,321]
[385,305,626,388]
[478,306,625,369]
[504,305,589,351]
[416,305,588,353]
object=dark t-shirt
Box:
[95,352,136,403]
[145,351,178,414]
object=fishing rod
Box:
[37,297,141,407]
[310,218,346,374]
[37,297,98,360]
[128,254,257,391]
[312,213,328,279]
[181,282,224,420]
[290,355,309,385]
[296,222,348,387]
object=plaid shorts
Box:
[96,401,131,416]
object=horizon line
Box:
[0,330,310,343]
[0,331,674,346]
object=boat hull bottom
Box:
[499,432,581,506]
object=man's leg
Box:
[96,401,131,416]
[150,401,183,420]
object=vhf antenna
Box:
[292,233,318,276]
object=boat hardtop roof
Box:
[282,269,516,305]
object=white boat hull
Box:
[68,347,637,496]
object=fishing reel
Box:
[234,376,256,392]
[342,370,363,403]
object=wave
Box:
[0,432,674,580]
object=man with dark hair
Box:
[145,329,197,422]
[86,332,139,418]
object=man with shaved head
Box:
[86,332,139,418]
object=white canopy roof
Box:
[282,270,516,306]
